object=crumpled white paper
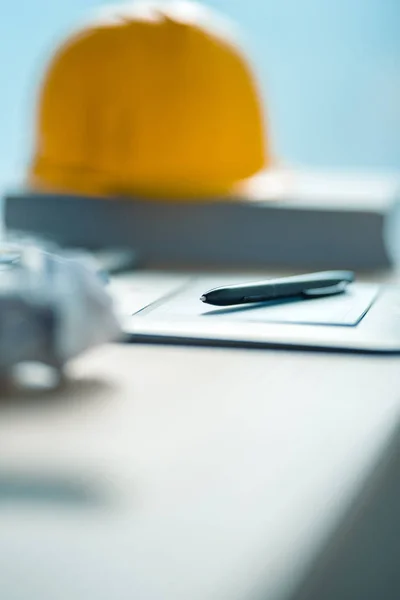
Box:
[0,240,121,373]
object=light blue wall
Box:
[1,0,399,177]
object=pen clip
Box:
[302,281,350,297]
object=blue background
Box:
[1,0,399,178]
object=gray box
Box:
[4,172,400,270]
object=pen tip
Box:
[200,295,206,303]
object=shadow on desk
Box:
[0,470,109,508]
[0,375,119,510]
[0,375,115,413]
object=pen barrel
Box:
[202,271,355,306]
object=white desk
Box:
[1,341,400,600]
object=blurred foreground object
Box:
[0,241,120,377]
[28,0,268,200]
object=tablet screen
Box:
[143,279,379,327]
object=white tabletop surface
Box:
[1,339,400,600]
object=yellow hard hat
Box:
[29,1,269,199]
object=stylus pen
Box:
[200,271,355,307]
